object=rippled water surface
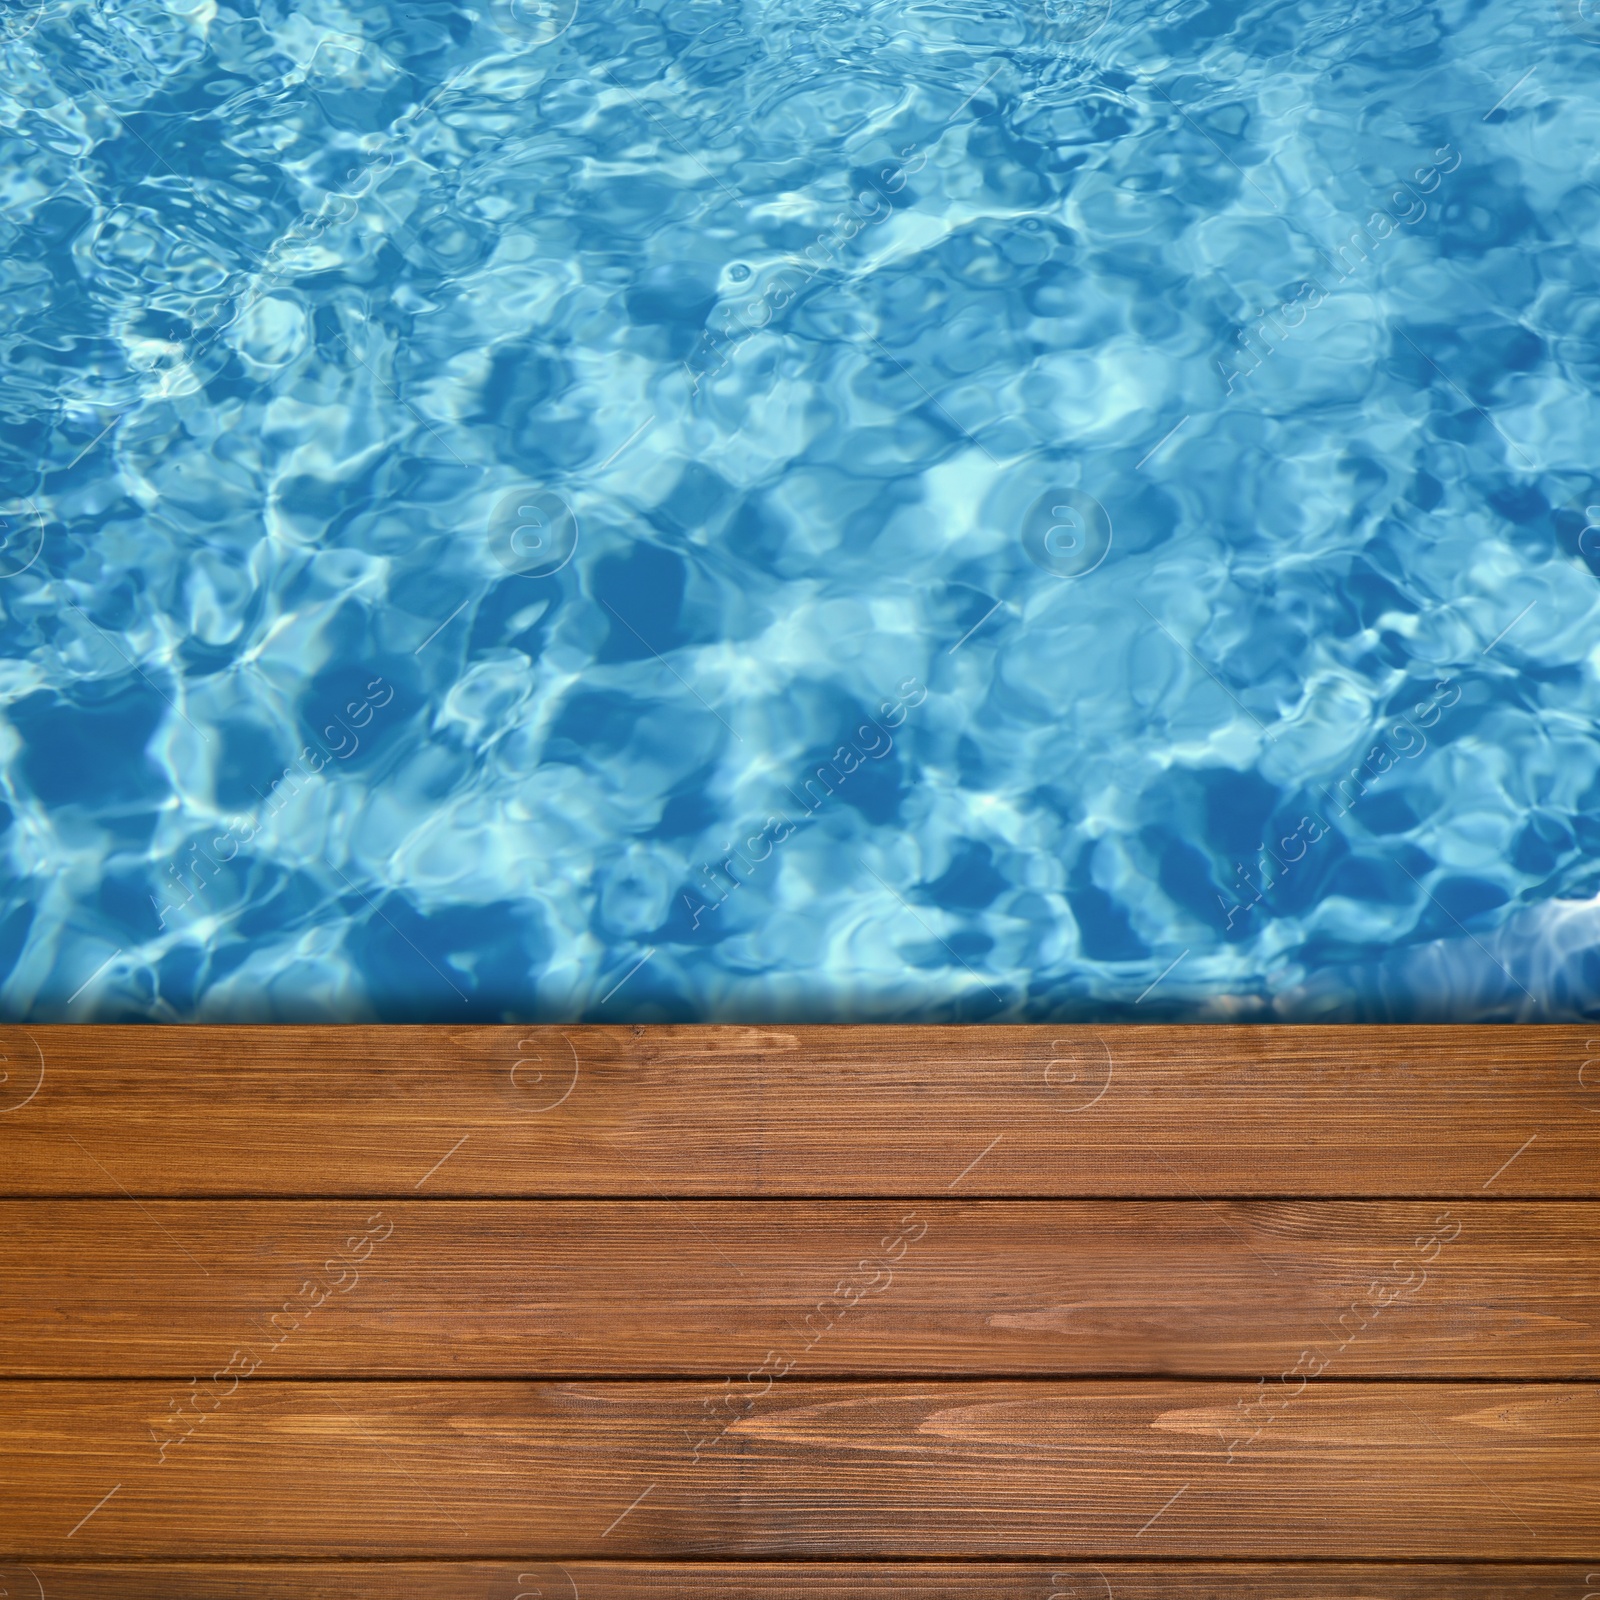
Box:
[2,0,1599,1022]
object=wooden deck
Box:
[0,1025,1595,1595]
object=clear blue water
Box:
[2,0,1598,1023]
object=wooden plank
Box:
[1,1026,1593,1196]
[3,1200,1595,1378]
[3,1381,1594,1558]
[8,1564,1596,1599]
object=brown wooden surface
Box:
[2,1381,1595,1559]
[3,1199,1595,1378]
[1,1025,1594,1196]
[6,1565,1595,1599]
[1,1025,1594,1579]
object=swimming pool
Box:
[1,0,1597,1022]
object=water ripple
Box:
[0,0,1596,1021]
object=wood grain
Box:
[8,1565,1596,1599]
[3,1381,1594,1558]
[1,1025,1594,1196]
[3,1024,1593,1577]
[3,1200,1594,1378]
